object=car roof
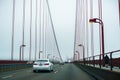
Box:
[36,59,49,61]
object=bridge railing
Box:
[75,50,120,71]
[0,60,33,72]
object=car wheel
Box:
[51,66,53,71]
[49,67,52,72]
[51,69,53,71]
[33,70,36,73]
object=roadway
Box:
[0,63,95,80]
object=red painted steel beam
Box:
[0,60,27,64]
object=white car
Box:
[33,59,53,72]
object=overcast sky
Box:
[0,0,120,60]
[48,0,76,60]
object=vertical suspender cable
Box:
[42,0,45,58]
[39,0,42,59]
[90,0,94,57]
[80,0,83,59]
[11,0,15,60]
[43,1,46,58]
[79,0,82,60]
[46,0,62,61]
[35,0,38,60]
[82,0,85,60]
[85,0,89,58]
[22,0,25,60]
[98,0,102,57]
[77,0,81,60]
[74,0,78,61]
[29,0,32,61]
[45,2,47,58]
[76,0,82,60]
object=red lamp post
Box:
[89,18,105,66]
[19,44,26,61]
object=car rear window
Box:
[36,60,48,62]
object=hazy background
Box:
[0,0,120,60]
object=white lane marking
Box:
[2,75,13,79]
[12,73,17,75]
[54,71,58,74]
[0,73,17,79]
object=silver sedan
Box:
[33,59,53,72]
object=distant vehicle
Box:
[65,61,68,63]
[33,59,53,72]
[59,62,64,65]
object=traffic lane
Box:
[31,64,65,80]
[0,64,61,80]
[30,63,95,80]
[0,64,95,80]
[50,63,95,80]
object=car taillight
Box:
[44,63,49,65]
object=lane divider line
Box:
[54,71,58,74]
[2,75,13,79]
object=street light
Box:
[47,54,51,59]
[74,53,77,61]
[19,44,26,61]
[39,51,43,59]
[89,18,105,66]
[78,44,85,64]
[75,51,80,61]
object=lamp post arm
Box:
[89,18,105,65]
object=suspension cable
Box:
[35,0,38,60]
[46,0,62,61]
[90,0,94,57]
[39,0,42,59]
[74,0,78,61]
[29,0,32,61]
[11,0,15,60]
[22,0,25,60]
[98,0,102,56]
[42,0,45,59]
[85,0,89,58]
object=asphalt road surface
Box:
[0,63,95,80]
